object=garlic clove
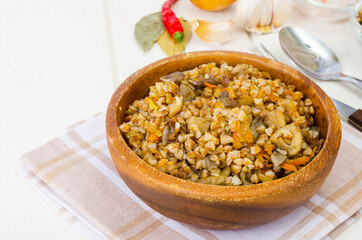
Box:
[258,0,273,27]
[237,0,260,31]
[191,19,235,44]
[236,0,292,34]
[237,0,273,33]
[247,1,263,29]
[271,0,292,28]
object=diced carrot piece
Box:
[267,93,279,102]
[257,87,264,98]
[245,131,253,144]
[256,152,270,161]
[202,82,217,88]
[148,133,159,141]
[230,120,240,132]
[281,163,297,172]
[220,88,231,92]
[264,144,274,155]
[256,153,263,161]
[289,100,297,113]
[232,131,241,142]
[288,147,317,166]
[265,164,274,168]
[214,101,223,108]
[288,157,310,166]
[285,90,294,96]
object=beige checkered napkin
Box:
[19,112,362,240]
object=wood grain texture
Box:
[106,51,342,229]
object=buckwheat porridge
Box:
[120,62,323,185]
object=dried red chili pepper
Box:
[161,0,184,47]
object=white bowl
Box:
[296,0,357,22]
[351,0,362,42]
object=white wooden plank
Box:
[0,0,113,239]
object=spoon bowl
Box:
[279,26,362,89]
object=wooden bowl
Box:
[106,51,341,229]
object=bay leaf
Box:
[134,12,165,52]
[157,18,191,56]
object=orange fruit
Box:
[190,0,236,11]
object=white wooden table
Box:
[1,0,361,239]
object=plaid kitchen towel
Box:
[19,112,362,240]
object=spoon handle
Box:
[336,74,362,90]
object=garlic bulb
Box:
[191,19,235,43]
[236,0,292,33]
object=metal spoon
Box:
[279,26,362,90]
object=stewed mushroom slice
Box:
[270,123,303,156]
[260,109,286,129]
[219,90,239,108]
[162,119,176,145]
[160,71,185,84]
[169,96,183,117]
[189,73,219,88]
[179,82,196,101]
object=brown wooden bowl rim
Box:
[106,51,341,204]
